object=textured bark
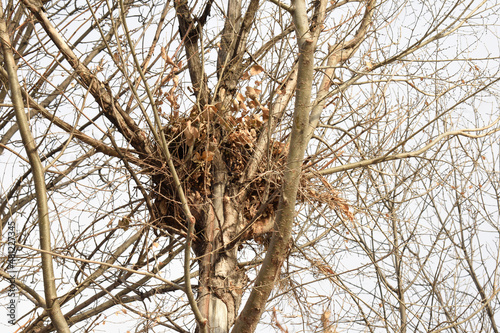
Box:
[216,0,260,106]
[175,0,209,107]
[195,148,247,332]
[217,0,242,77]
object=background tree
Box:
[1,0,500,332]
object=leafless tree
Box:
[1,0,500,332]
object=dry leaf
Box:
[239,100,248,111]
[215,102,223,111]
[246,114,263,127]
[245,86,261,100]
[159,200,168,215]
[241,71,251,80]
[165,93,178,108]
[365,59,373,70]
[231,99,239,112]
[219,87,226,100]
[249,64,264,76]
[118,217,130,230]
[166,55,176,67]
[229,129,253,145]
[161,46,167,61]
[185,120,199,146]
[236,92,246,102]
[201,150,214,162]
[321,309,331,325]
[321,309,333,332]
[262,106,270,121]
[194,150,214,162]
[201,105,217,120]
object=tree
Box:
[1,0,500,332]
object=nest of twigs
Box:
[148,104,284,238]
[148,102,353,245]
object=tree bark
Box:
[196,147,247,332]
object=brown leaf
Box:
[249,64,264,76]
[161,52,177,67]
[262,106,270,121]
[245,114,263,128]
[229,129,253,145]
[221,115,238,131]
[241,71,251,80]
[118,217,130,230]
[194,150,214,162]
[159,200,168,215]
[165,93,178,108]
[201,150,214,162]
[185,120,199,146]
[230,100,239,112]
[236,92,246,103]
[201,105,217,120]
[239,100,248,111]
[365,59,373,70]
[161,46,167,61]
[215,102,224,111]
[245,86,260,99]
[322,309,331,322]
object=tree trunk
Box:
[194,148,247,332]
